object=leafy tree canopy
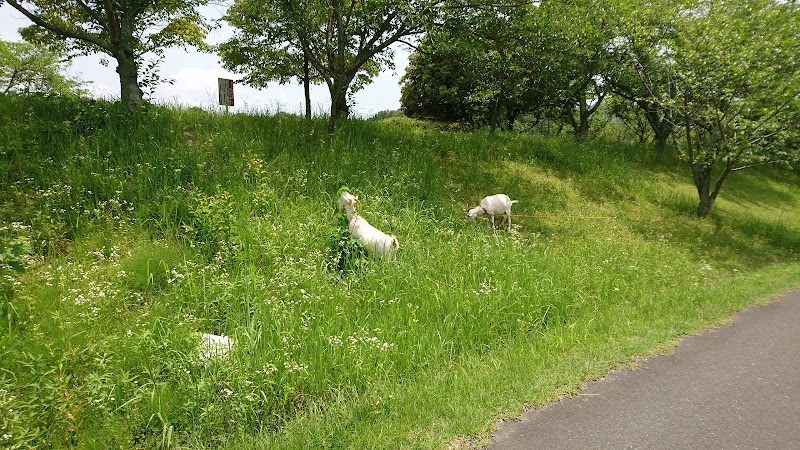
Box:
[400,35,477,124]
[403,2,559,130]
[4,0,212,108]
[653,0,800,216]
[221,0,454,126]
[0,39,86,95]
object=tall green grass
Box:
[0,94,798,448]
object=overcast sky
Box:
[0,4,409,117]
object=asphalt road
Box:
[490,289,800,450]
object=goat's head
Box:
[337,190,359,210]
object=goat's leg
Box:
[495,213,507,230]
[490,214,496,229]
[506,213,511,231]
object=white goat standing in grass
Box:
[338,190,399,259]
[466,194,518,230]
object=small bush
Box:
[185,191,235,260]
[326,217,369,276]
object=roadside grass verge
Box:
[0,94,798,448]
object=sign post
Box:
[218,78,234,111]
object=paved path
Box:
[490,290,800,450]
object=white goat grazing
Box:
[338,191,399,259]
[466,194,518,230]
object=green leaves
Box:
[220,0,441,122]
[0,238,32,274]
[0,39,86,95]
[7,0,212,108]
[676,0,799,213]
[148,16,210,51]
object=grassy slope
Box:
[0,95,798,449]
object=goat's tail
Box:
[511,200,519,204]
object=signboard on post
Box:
[218,78,234,107]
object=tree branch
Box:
[395,38,420,50]
[5,0,114,53]
[709,157,735,203]
[3,67,18,94]
[355,11,398,58]
[587,90,605,115]
[75,0,108,31]
[564,99,578,131]
[439,1,531,9]
[103,0,122,46]
[731,160,782,171]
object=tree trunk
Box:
[694,166,714,217]
[639,103,672,151]
[506,109,518,131]
[569,97,590,139]
[330,87,348,121]
[490,97,502,131]
[578,99,590,139]
[565,101,579,138]
[654,128,670,151]
[697,196,713,217]
[329,76,351,125]
[303,53,311,120]
[115,52,143,110]
[696,158,735,218]
[328,0,349,128]
[569,95,601,140]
